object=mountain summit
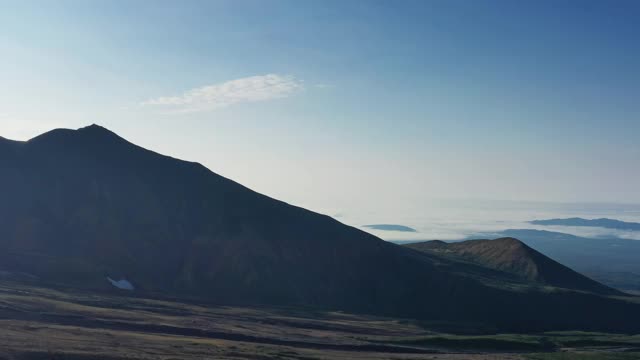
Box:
[1,125,639,332]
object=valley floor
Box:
[0,281,638,360]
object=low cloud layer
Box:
[141,74,303,113]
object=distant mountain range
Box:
[530,217,640,231]
[1,125,640,333]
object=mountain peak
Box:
[408,240,447,250]
[493,237,523,243]
[79,123,110,132]
[76,124,122,139]
[491,237,529,249]
[77,124,129,144]
[26,124,128,150]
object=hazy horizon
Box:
[2,1,639,221]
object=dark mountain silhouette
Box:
[405,238,617,295]
[531,217,640,231]
[1,125,640,333]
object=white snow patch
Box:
[107,277,135,291]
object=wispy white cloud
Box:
[141,74,303,113]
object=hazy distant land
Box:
[531,217,640,231]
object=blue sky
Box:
[1,0,639,221]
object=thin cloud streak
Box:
[141,74,303,113]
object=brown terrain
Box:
[1,280,639,360]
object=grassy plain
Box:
[0,281,638,360]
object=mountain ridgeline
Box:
[1,125,639,333]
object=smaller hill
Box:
[405,238,620,296]
[473,229,640,294]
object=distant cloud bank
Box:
[363,224,417,232]
[530,217,640,231]
[141,74,303,113]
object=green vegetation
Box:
[383,331,640,353]
[389,334,555,351]
[1,280,639,359]
[525,353,640,360]
[544,331,640,348]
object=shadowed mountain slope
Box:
[0,125,639,333]
[405,238,618,295]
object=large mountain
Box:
[1,125,639,333]
[405,238,617,295]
